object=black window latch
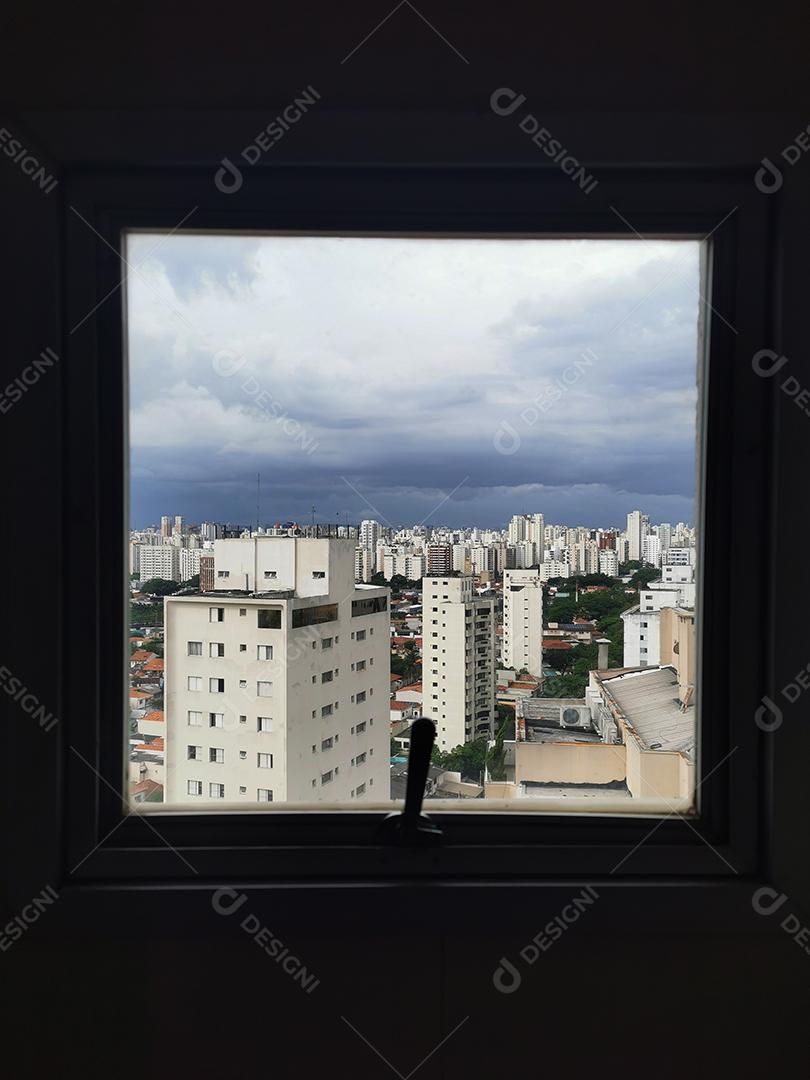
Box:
[379,716,443,846]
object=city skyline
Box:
[128,234,700,530]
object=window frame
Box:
[47,163,789,920]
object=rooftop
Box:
[600,666,695,759]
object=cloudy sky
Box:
[127,233,700,531]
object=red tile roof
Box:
[142,710,164,724]
[390,701,416,711]
[143,657,164,672]
[131,649,157,663]
[398,682,422,692]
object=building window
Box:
[239,608,247,616]
[258,608,282,629]
[257,644,273,660]
[239,751,247,760]
[257,681,272,696]
[187,745,202,760]
[239,714,247,724]
[258,753,273,769]
[258,716,272,732]
[187,781,202,796]
[355,752,367,765]
[187,710,202,726]
[209,677,225,693]
[355,629,366,641]
[322,670,333,683]
[321,770,333,784]
[292,603,338,628]
[322,637,333,649]
[356,660,366,671]
[187,641,202,656]
[209,607,224,622]
[209,712,224,728]
[209,747,225,764]
[258,789,273,802]
[209,783,225,799]
[355,783,366,796]
[351,596,387,617]
[356,691,366,703]
[312,571,325,579]
[240,644,247,652]
[187,676,202,691]
[209,642,224,657]
[263,570,277,579]
[321,737,333,751]
[321,704,333,717]
[356,721,366,734]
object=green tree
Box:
[139,577,182,596]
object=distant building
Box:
[199,553,215,592]
[502,568,544,678]
[138,544,180,582]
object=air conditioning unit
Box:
[559,705,592,729]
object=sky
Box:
[127,233,700,531]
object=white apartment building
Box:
[642,536,662,568]
[180,547,201,581]
[502,569,544,678]
[163,538,390,805]
[359,519,380,560]
[138,544,180,582]
[622,576,696,667]
[421,575,496,752]
[383,552,426,580]
[537,560,570,581]
[627,510,648,561]
[598,549,619,577]
[662,547,694,567]
[355,547,372,583]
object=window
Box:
[356,660,366,671]
[321,770,333,784]
[356,721,366,734]
[257,789,273,803]
[187,710,202,726]
[356,691,366,703]
[321,704,333,717]
[263,570,277,579]
[209,783,225,799]
[186,781,202,797]
[217,570,229,579]
[292,604,338,628]
[257,608,281,629]
[312,570,325,579]
[239,608,247,616]
[321,737,333,751]
[209,677,225,693]
[209,607,224,622]
[258,716,272,732]
[355,629,366,641]
[257,681,272,696]
[187,676,202,691]
[239,679,247,689]
[187,641,202,656]
[321,670,333,683]
[355,752,367,765]
[209,747,224,764]
[352,596,387,617]
[209,642,224,657]
[187,745,202,760]
[257,644,273,660]
[239,714,247,724]
[321,638,333,649]
[240,644,247,652]
[258,753,273,769]
[355,783,366,796]
[209,712,224,728]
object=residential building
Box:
[163,538,389,805]
[426,544,453,575]
[138,544,180,582]
[421,575,496,751]
[502,568,544,678]
[199,553,215,592]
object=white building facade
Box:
[502,568,544,678]
[421,575,496,752]
[163,538,390,805]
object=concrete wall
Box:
[515,740,626,786]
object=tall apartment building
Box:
[160,515,172,539]
[359,519,380,561]
[421,575,496,752]
[502,568,544,678]
[598,549,619,576]
[426,544,453,575]
[199,553,215,592]
[180,547,201,582]
[139,544,180,582]
[626,510,648,562]
[355,547,373,583]
[163,538,390,805]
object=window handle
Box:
[379,716,443,846]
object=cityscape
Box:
[128,511,697,809]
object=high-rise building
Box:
[598,549,619,577]
[627,510,648,561]
[426,544,453,576]
[160,515,172,539]
[164,538,389,805]
[199,553,215,592]
[421,575,495,752]
[502,569,544,678]
[139,544,180,582]
[174,515,185,537]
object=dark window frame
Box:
[10,160,796,930]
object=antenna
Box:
[311,504,316,529]
[256,472,260,534]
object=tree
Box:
[143,638,164,658]
[139,577,182,596]
[433,738,488,782]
